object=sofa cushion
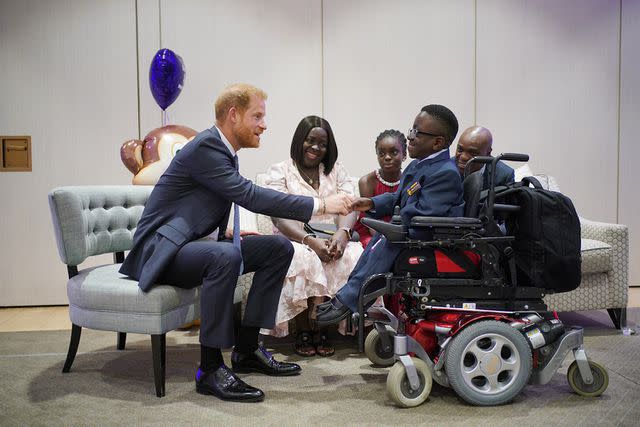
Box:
[581,238,612,274]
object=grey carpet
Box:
[1,310,639,427]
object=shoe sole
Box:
[231,366,301,377]
[196,385,265,402]
[315,309,351,327]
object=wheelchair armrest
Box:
[410,216,482,229]
[360,217,407,242]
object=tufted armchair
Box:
[48,186,206,397]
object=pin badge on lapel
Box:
[407,181,422,196]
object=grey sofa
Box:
[48,185,245,397]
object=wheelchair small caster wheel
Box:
[386,357,432,408]
[364,326,395,367]
[567,360,608,397]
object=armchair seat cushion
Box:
[67,264,207,335]
[68,264,200,314]
[581,238,612,274]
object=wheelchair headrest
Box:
[463,171,483,218]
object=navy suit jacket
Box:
[371,150,464,225]
[120,126,314,292]
[482,160,515,189]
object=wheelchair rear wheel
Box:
[567,360,608,397]
[386,357,433,408]
[445,320,532,406]
[365,326,395,367]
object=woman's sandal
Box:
[294,331,316,357]
[315,330,335,357]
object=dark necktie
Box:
[233,155,244,274]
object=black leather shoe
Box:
[231,347,301,376]
[195,365,264,402]
[315,297,352,326]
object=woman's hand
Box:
[307,236,333,262]
[327,230,349,260]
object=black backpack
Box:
[495,177,582,292]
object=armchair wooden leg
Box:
[607,308,627,330]
[62,324,82,373]
[117,332,127,350]
[151,334,166,397]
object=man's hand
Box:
[306,237,333,262]
[351,197,374,212]
[327,230,349,260]
[323,194,352,215]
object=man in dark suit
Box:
[120,83,351,402]
[316,104,464,325]
[454,126,515,189]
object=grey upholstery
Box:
[49,185,220,397]
[49,185,202,336]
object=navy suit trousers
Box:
[335,234,402,312]
[159,234,294,349]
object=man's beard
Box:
[234,123,259,148]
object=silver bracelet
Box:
[301,233,315,245]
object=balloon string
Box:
[162,110,167,126]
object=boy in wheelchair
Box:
[316,103,465,326]
[319,142,607,407]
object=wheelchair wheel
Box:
[567,360,608,397]
[445,320,532,406]
[364,326,395,367]
[386,357,433,408]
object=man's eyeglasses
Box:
[407,128,441,139]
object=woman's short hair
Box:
[290,115,338,174]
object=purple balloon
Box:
[149,49,185,111]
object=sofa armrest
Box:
[579,216,629,306]
[580,217,628,246]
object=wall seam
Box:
[135,0,141,140]
[474,0,477,125]
[158,0,162,49]
[320,0,325,116]
[617,0,622,224]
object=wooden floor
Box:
[1,288,639,333]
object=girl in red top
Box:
[354,129,407,248]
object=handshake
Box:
[322,194,375,216]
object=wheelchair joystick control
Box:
[391,206,402,225]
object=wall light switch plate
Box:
[1,136,31,171]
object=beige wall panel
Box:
[620,0,640,285]
[476,0,619,223]
[322,0,476,178]
[139,0,323,178]
[136,0,162,142]
[0,0,138,305]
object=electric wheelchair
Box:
[354,153,608,407]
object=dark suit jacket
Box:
[371,150,464,225]
[120,126,314,292]
[482,160,515,189]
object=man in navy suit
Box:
[316,104,464,325]
[120,83,351,402]
[454,126,515,189]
